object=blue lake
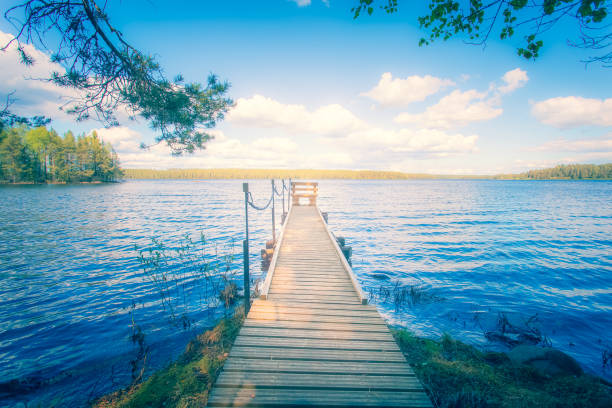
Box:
[1,179,611,407]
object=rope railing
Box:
[241,179,290,314]
[247,191,273,211]
[273,179,288,197]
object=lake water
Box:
[1,180,611,407]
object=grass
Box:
[393,330,612,408]
[93,307,244,408]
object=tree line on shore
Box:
[124,164,612,181]
[123,168,438,180]
[0,125,123,184]
[496,164,612,180]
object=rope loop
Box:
[273,180,284,197]
[247,191,273,211]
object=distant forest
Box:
[0,125,123,184]
[125,164,612,180]
[123,168,439,180]
[496,164,612,180]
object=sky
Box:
[0,0,611,174]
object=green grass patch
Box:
[393,330,612,408]
[94,308,244,408]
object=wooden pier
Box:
[208,183,432,407]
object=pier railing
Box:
[241,180,363,310]
[241,179,291,313]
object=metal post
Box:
[242,183,250,314]
[271,179,276,242]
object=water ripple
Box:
[0,179,611,407]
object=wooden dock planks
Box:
[208,205,432,407]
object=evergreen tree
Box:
[0,129,34,183]
[0,125,123,183]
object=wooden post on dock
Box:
[282,179,286,216]
[271,179,276,242]
[242,183,250,314]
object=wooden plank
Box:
[265,296,361,306]
[270,277,351,284]
[238,327,395,342]
[249,306,381,319]
[272,272,349,278]
[249,302,379,313]
[276,262,342,266]
[242,321,390,333]
[269,282,356,290]
[251,299,377,311]
[208,389,432,407]
[215,372,422,391]
[267,289,357,297]
[222,358,415,376]
[264,293,362,301]
[229,346,407,363]
[247,312,384,325]
[270,280,352,287]
[234,336,400,352]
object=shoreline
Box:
[0,180,120,185]
[121,164,612,181]
[93,308,611,408]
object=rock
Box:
[485,331,520,347]
[341,245,352,260]
[484,351,511,365]
[508,345,583,377]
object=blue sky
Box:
[1,0,611,174]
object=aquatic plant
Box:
[93,308,245,408]
[129,303,149,386]
[135,232,237,328]
[367,279,443,310]
[484,312,552,348]
[603,345,612,370]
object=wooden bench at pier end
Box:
[292,181,318,206]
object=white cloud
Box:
[392,69,529,129]
[361,72,454,106]
[532,96,612,128]
[394,89,502,129]
[289,0,311,6]
[498,68,528,94]
[532,136,612,152]
[227,91,479,166]
[94,127,143,153]
[95,126,357,169]
[0,30,75,119]
[336,127,479,158]
[227,94,365,136]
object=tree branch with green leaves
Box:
[2,0,234,154]
[352,0,611,66]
